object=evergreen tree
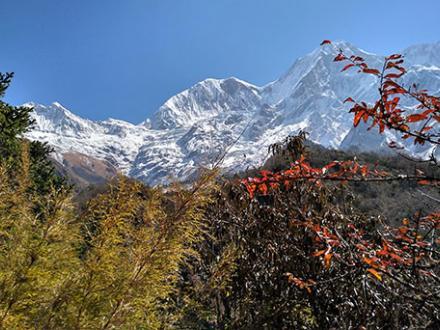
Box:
[0,72,67,195]
[0,72,34,164]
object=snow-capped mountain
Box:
[24,41,440,185]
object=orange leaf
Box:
[420,126,433,133]
[363,68,380,75]
[383,80,401,89]
[324,253,332,269]
[399,124,410,132]
[260,170,272,178]
[323,161,338,171]
[344,97,355,103]
[242,181,256,198]
[353,110,364,127]
[386,54,403,60]
[420,109,435,116]
[385,73,404,79]
[398,226,409,235]
[384,87,406,95]
[406,114,427,123]
[312,249,326,257]
[351,56,365,62]
[417,180,431,185]
[386,97,400,112]
[386,60,404,69]
[258,183,268,195]
[362,111,369,123]
[363,257,379,268]
[360,165,368,177]
[341,63,355,72]
[367,268,382,281]
[390,253,403,263]
[334,53,346,62]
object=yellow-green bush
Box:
[0,145,217,329]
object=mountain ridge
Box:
[24,41,440,185]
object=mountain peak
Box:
[403,41,440,67]
[151,76,261,130]
[51,101,68,109]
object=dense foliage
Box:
[178,137,439,329]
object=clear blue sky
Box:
[2,0,439,123]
